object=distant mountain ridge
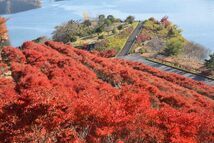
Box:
[0,0,41,14]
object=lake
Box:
[1,0,214,51]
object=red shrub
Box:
[161,16,171,27]
[1,46,26,63]
[91,49,117,58]
[0,41,213,142]
[137,33,151,43]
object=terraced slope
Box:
[0,41,213,142]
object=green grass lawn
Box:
[105,36,127,51]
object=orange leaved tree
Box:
[0,17,8,43]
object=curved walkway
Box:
[116,22,144,57]
[118,54,214,86]
[116,21,214,86]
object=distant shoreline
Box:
[0,0,41,15]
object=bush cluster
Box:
[0,41,213,142]
[205,53,214,70]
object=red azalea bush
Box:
[136,33,151,43]
[0,41,213,143]
[91,49,117,58]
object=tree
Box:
[114,18,122,23]
[95,26,104,35]
[168,25,182,37]
[98,14,105,21]
[125,16,135,24]
[107,15,115,22]
[205,53,214,70]
[33,36,48,43]
[0,17,9,49]
[112,28,118,34]
[164,38,184,56]
[70,36,77,42]
[117,25,123,30]
[184,42,209,61]
[83,20,92,27]
[52,20,93,43]
[161,16,170,27]
[0,17,8,43]
[149,17,156,22]
[98,15,106,26]
[104,19,112,26]
[98,35,104,39]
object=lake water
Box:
[1,0,214,51]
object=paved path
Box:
[117,22,144,57]
[118,54,214,86]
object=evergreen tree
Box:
[205,53,214,70]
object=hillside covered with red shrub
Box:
[0,41,214,143]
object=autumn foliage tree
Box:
[161,16,171,28]
[0,17,9,49]
[0,41,213,142]
[0,17,8,43]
